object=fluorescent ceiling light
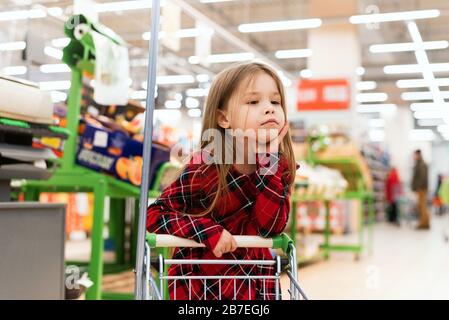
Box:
[409,129,435,141]
[39,80,71,91]
[185,97,200,109]
[368,119,386,127]
[275,49,312,59]
[357,104,397,113]
[369,41,448,53]
[44,46,63,60]
[406,21,445,114]
[207,52,255,63]
[0,9,46,21]
[142,28,213,41]
[142,32,164,41]
[173,93,182,102]
[176,28,213,38]
[349,9,440,24]
[277,71,292,87]
[300,69,313,78]
[188,108,202,117]
[165,100,182,109]
[396,78,449,88]
[402,91,449,101]
[356,67,365,76]
[238,18,322,33]
[186,88,209,97]
[189,52,255,64]
[0,41,26,51]
[51,38,70,48]
[50,91,67,102]
[156,75,195,85]
[356,92,388,103]
[414,110,442,119]
[175,28,200,38]
[2,66,27,75]
[410,102,449,112]
[356,81,377,91]
[188,56,201,64]
[196,74,210,83]
[40,64,70,73]
[47,7,63,17]
[417,119,444,126]
[384,63,449,74]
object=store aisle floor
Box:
[284,214,449,300]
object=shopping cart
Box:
[141,233,308,300]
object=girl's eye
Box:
[248,100,259,105]
[271,101,281,105]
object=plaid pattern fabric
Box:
[147,151,298,300]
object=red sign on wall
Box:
[297,78,350,111]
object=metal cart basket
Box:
[142,233,308,300]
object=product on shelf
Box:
[295,161,348,199]
[291,161,350,234]
[39,192,93,239]
[295,200,347,234]
[0,75,53,125]
[76,116,170,187]
[361,143,391,220]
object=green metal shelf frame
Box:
[290,141,375,261]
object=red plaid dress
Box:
[146,151,297,300]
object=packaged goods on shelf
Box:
[0,76,53,125]
[76,116,170,187]
[295,161,348,199]
[295,200,346,234]
[39,192,93,239]
[290,198,361,235]
[291,161,353,234]
[81,83,145,122]
[361,143,391,219]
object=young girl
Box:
[147,62,298,300]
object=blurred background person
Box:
[385,167,402,225]
[433,174,445,216]
[411,150,430,230]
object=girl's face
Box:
[219,72,286,137]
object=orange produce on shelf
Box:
[128,156,143,186]
[116,157,130,180]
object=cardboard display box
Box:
[76,119,170,187]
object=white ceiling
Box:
[1,0,449,139]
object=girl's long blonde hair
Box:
[186,62,297,216]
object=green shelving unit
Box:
[290,140,375,261]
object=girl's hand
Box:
[212,229,237,258]
[257,123,289,154]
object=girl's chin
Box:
[258,124,281,131]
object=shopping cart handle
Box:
[146,233,293,254]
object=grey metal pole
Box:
[134,0,161,300]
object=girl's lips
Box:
[261,119,279,126]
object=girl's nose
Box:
[264,103,275,114]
